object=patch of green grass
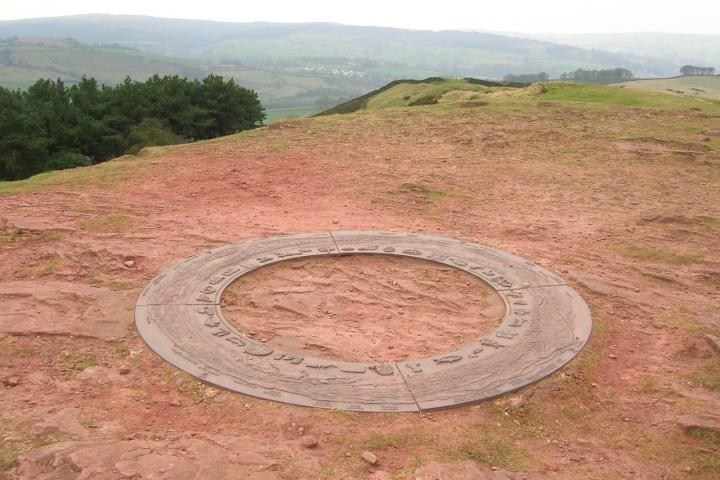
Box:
[329,409,359,421]
[445,432,526,470]
[79,214,132,232]
[86,276,104,286]
[540,82,720,113]
[361,432,430,451]
[175,374,207,402]
[42,257,64,276]
[107,281,134,291]
[614,242,705,265]
[691,358,720,391]
[686,428,720,477]
[0,155,151,196]
[426,190,448,200]
[697,216,720,229]
[0,229,27,244]
[0,433,67,471]
[56,351,97,371]
[639,376,659,393]
[657,306,699,333]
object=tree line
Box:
[680,65,716,76]
[559,68,634,84]
[502,72,549,84]
[0,74,265,180]
[503,68,634,85]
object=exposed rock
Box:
[15,434,313,479]
[30,407,87,438]
[678,414,720,436]
[118,365,131,375]
[704,334,720,355]
[569,272,621,297]
[300,435,318,448]
[414,461,493,479]
[0,281,133,340]
[361,450,379,465]
[123,260,135,268]
[2,375,20,387]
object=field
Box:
[615,75,720,100]
[265,106,320,123]
[1,81,719,479]
[0,39,377,118]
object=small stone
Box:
[297,426,305,435]
[2,376,20,387]
[590,383,598,388]
[123,260,135,268]
[301,435,318,448]
[169,400,181,407]
[609,354,617,359]
[118,366,131,375]
[361,451,378,466]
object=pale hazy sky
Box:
[2,0,719,35]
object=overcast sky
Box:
[2,0,719,35]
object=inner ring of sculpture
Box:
[134,231,592,412]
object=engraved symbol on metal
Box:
[135,231,592,412]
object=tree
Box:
[0,87,49,179]
[0,74,265,181]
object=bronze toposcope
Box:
[135,232,592,412]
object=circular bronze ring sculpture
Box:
[135,232,592,412]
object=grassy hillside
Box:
[0,38,201,88]
[0,38,375,116]
[317,78,720,119]
[615,75,720,100]
[0,15,678,77]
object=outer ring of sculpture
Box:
[134,231,592,412]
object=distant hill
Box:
[614,75,720,100]
[0,37,377,113]
[527,32,720,68]
[0,14,678,78]
[0,37,202,89]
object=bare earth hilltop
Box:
[1,81,719,479]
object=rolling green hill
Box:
[0,14,677,78]
[0,37,201,89]
[0,38,376,116]
[317,78,720,117]
[614,75,720,100]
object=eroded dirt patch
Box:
[221,255,504,363]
